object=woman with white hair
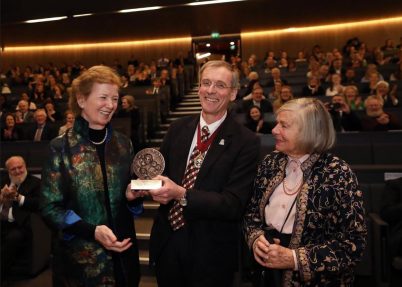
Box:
[244,98,367,286]
[375,80,399,107]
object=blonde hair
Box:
[277,98,336,154]
[199,60,239,90]
[69,65,121,116]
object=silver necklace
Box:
[89,129,108,145]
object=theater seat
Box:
[9,212,52,278]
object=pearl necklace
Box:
[89,129,108,145]
[282,159,302,196]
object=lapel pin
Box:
[219,139,225,145]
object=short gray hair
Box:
[277,98,336,154]
[199,60,239,90]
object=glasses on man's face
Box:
[200,79,232,91]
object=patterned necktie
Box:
[168,126,210,231]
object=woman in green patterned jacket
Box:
[40,65,142,286]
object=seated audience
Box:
[24,108,58,141]
[360,64,384,83]
[44,101,62,123]
[273,85,294,112]
[1,113,23,141]
[0,156,41,284]
[342,67,358,85]
[245,106,272,134]
[116,95,141,152]
[302,76,325,97]
[344,85,365,111]
[261,67,288,87]
[15,100,34,124]
[327,94,362,132]
[58,110,75,135]
[375,80,399,107]
[325,73,345,97]
[243,86,273,114]
[361,96,401,131]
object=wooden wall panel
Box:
[241,20,402,60]
[1,38,192,68]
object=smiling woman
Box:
[244,98,367,286]
[40,65,142,286]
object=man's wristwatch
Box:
[179,192,187,207]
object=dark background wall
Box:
[1,0,402,66]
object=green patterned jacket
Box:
[40,117,140,286]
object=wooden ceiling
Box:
[2,0,402,46]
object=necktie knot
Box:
[201,126,210,142]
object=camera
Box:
[328,102,342,111]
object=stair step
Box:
[175,106,201,111]
[169,111,200,116]
[177,101,201,106]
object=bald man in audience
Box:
[1,156,41,283]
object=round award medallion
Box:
[131,148,165,179]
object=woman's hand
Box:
[253,236,295,269]
[95,225,132,253]
[125,183,149,201]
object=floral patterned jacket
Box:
[244,151,367,286]
[40,117,140,286]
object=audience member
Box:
[44,101,62,123]
[344,85,365,111]
[15,100,34,124]
[58,110,75,135]
[116,95,141,153]
[1,113,23,141]
[245,106,272,134]
[243,86,273,114]
[0,156,41,284]
[24,108,57,141]
[273,85,294,113]
[361,96,401,131]
[375,80,399,107]
[325,73,345,97]
[302,76,325,97]
[327,94,362,132]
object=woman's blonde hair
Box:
[277,97,336,154]
[69,65,121,116]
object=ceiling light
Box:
[230,41,235,45]
[25,16,67,23]
[187,0,245,6]
[73,13,93,18]
[206,43,211,47]
[119,6,162,13]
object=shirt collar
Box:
[199,111,227,135]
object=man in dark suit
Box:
[242,86,273,114]
[0,156,41,283]
[24,108,57,141]
[147,60,260,287]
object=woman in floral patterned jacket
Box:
[244,98,367,286]
[40,66,142,286]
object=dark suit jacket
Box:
[150,114,260,276]
[0,174,41,228]
[242,99,273,114]
[24,122,58,141]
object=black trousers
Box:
[155,227,234,287]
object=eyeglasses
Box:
[200,79,232,90]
